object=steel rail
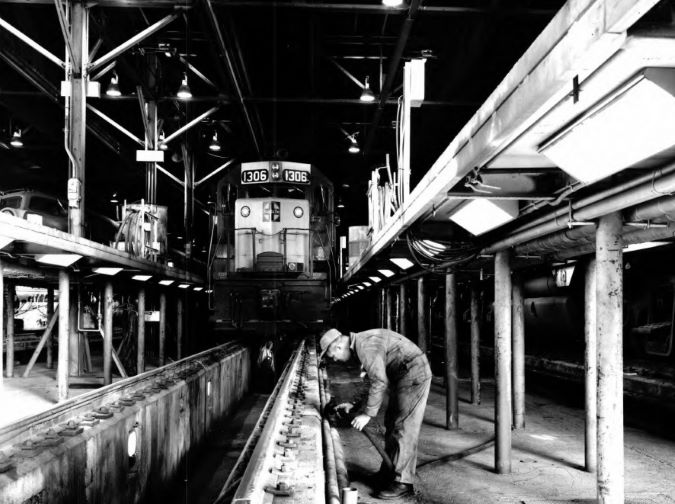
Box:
[231,339,325,504]
[0,342,242,447]
[213,341,297,504]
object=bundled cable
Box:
[405,229,479,273]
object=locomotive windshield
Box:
[238,184,308,200]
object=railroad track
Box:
[218,338,347,504]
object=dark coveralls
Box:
[351,329,432,485]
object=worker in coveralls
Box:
[319,328,431,499]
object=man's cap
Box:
[318,328,342,359]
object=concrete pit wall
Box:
[0,346,250,504]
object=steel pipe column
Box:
[137,287,146,374]
[416,277,426,353]
[103,281,113,385]
[470,283,481,405]
[57,270,70,401]
[444,272,458,429]
[494,249,512,474]
[596,213,624,503]
[177,295,183,360]
[67,2,88,237]
[398,282,406,335]
[159,291,166,366]
[6,282,14,377]
[585,257,598,473]
[512,274,525,429]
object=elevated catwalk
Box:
[326,365,675,504]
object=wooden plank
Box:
[22,311,58,377]
[344,0,654,280]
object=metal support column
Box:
[470,283,481,405]
[159,291,166,366]
[416,277,426,353]
[6,282,14,377]
[177,295,183,360]
[103,281,113,385]
[398,282,406,335]
[512,273,525,429]
[0,259,4,383]
[494,249,512,474]
[585,256,598,473]
[67,2,88,237]
[57,270,70,401]
[137,287,145,374]
[385,287,393,330]
[47,288,54,369]
[444,272,458,429]
[145,53,158,204]
[596,213,624,503]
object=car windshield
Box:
[29,196,66,216]
[0,196,22,209]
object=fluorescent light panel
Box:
[390,257,414,270]
[540,69,675,183]
[93,267,122,276]
[193,286,203,291]
[623,241,669,253]
[178,283,190,289]
[159,280,174,286]
[369,276,382,283]
[0,235,14,248]
[449,199,518,236]
[35,254,82,267]
[132,275,152,282]
[362,281,372,287]
[378,269,395,278]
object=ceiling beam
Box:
[363,0,420,155]
[203,0,262,157]
[210,1,557,16]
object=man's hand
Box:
[351,414,371,431]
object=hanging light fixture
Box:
[177,72,192,100]
[110,192,119,204]
[382,0,405,6]
[10,129,23,148]
[337,197,345,209]
[208,131,221,152]
[158,130,168,150]
[360,75,376,102]
[106,72,121,97]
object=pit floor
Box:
[327,364,675,504]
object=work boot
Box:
[376,482,413,500]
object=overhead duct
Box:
[512,195,675,260]
[483,160,675,255]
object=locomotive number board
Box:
[282,169,310,184]
[241,167,269,184]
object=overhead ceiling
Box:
[0,0,568,250]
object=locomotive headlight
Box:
[293,206,304,218]
[240,205,251,218]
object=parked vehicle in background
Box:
[0,189,68,231]
[0,189,119,244]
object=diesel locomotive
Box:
[209,161,335,372]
